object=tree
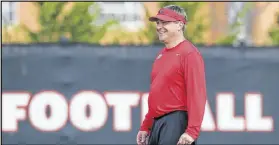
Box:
[215,3,253,46]
[23,2,118,43]
[268,12,279,46]
[140,4,158,44]
[215,3,262,46]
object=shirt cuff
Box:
[185,129,197,140]
[140,126,150,133]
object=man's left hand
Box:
[177,133,194,145]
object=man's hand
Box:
[136,131,149,145]
[177,133,194,145]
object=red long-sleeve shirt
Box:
[140,40,207,140]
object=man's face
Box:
[156,19,180,43]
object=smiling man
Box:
[136,5,207,145]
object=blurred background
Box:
[2,1,279,46]
[1,1,279,145]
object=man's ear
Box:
[179,22,184,31]
[181,22,184,28]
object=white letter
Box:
[29,91,68,132]
[217,93,245,131]
[70,91,108,131]
[106,92,140,131]
[141,93,149,123]
[2,92,30,132]
[245,93,273,131]
[201,101,216,131]
[141,93,149,124]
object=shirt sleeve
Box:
[139,111,154,133]
[140,50,163,133]
[183,51,207,140]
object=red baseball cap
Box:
[149,8,187,24]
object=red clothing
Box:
[140,40,207,140]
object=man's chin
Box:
[158,37,166,42]
[159,38,167,43]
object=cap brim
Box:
[149,15,177,22]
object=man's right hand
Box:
[136,131,149,145]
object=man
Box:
[136,5,207,145]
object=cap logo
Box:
[159,9,164,14]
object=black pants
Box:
[148,111,196,145]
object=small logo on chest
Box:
[156,54,162,59]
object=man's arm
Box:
[183,51,207,140]
[140,111,154,133]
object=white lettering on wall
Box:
[105,92,140,131]
[245,93,273,131]
[1,91,274,132]
[70,91,108,131]
[29,91,68,132]
[217,93,245,131]
[2,92,30,132]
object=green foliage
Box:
[141,2,208,44]
[23,2,118,43]
[216,3,254,45]
[140,5,158,44]
[268,13,279,46]
[2,24,11,43]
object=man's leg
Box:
[147,119,158,145]
[157,111,194,145]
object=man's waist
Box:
[149,105,187,118]
[153,110,187,120]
